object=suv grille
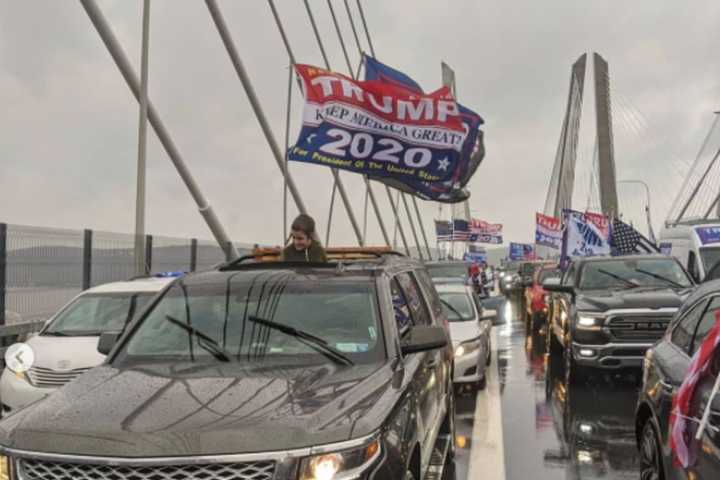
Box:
[607,314,673,343]
[26,366,91,388]
[19,459,277,480]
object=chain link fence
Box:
[0,223,252,325]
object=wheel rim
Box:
[639,423,661,480]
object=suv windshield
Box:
[579,258,692,290]
[44,293,155,336]
[426,263,467,280]
[115,274,384,366]
[438,291,475,322]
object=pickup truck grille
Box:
[606,313,674,343]
[19,459,277,480]
[26,366,91,388]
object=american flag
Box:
[435,220,452,242]
[610,218,659,255]
[670,309,720,468]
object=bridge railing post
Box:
[190,238,198,272]
[82,229,92,290]
[0,223,6,327]
[145,234,153,274]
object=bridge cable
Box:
[79,0,240,260]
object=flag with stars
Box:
[610,218,659,255]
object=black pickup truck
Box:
[544,255,694,384]
[0,252,456,480]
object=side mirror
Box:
[401,326,448,356]
[542,278,574,294]
[97,332,121,356]
[480,308,497,322]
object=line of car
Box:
[0,250,500,480]
[515,253,720,479]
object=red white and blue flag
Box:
[289,64,469,187]
[670,310,720,468]
[535,212,563,249]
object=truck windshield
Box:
[44,293,155,336]
[115,275,384,366]
[700,247,720,276]
[579,258,692,290]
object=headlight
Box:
[299,439,380,480]
[4,343,35,374]
[0,455,9,480]
[577,316,603,330]
[455,339,480,358]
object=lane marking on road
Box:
[468,327,506,480]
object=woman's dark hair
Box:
[291,214,316,236]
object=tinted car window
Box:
[45,293,155,336]
[700,247,720,277]
[563,264,576,286]
[690,296,720,356]
[415,268,443,322]
[117,275,384,365]
[391,278,414,336]
[538,269,561,284]
[672,299,708,354]
[579,258,692,290]
[396,272,431,326]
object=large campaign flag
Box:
[363,56,485,203]
[470,218,503,244]
[584,211,610,239]
[670,309,720,468]
[536,213,563,249]
[509,242,535,261]
[289,64,468,189]
[561,210,611,267]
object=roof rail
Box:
[218,246,405,271]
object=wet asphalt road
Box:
[452,295,642,480]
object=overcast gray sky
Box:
[1,1,719,249]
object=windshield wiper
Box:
[164,315,231,362]
[596,269,640,289]
[440,299,471,321]
[633,269,686,289]
[42,331,70,337]
[247,315,354,366]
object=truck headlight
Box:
[455,339,481,358]
[577,316,603,330]
[0,455,9,480]
[299,439,380,480]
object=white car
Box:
[436,283,493,389]
[0,276,177,415]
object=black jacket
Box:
[280,242,328,262]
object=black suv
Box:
[0,252,455,480]
[544,255,694,384]
[636,280,720,480]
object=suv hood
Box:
[576,287,688,312]
[0,362,396,457]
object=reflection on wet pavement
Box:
[498,297,641,480]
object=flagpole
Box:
[695,372,720,441]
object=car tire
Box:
[639,420,665,480]
[486,341,492,366]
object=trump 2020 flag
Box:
[509,242,535,261]
[535,213,563,249]
[289,64,468,188]
[561,210,611,266]
[363,56,485,203]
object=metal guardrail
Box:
[0,321,46,368]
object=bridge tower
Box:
[593,53,620,218]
